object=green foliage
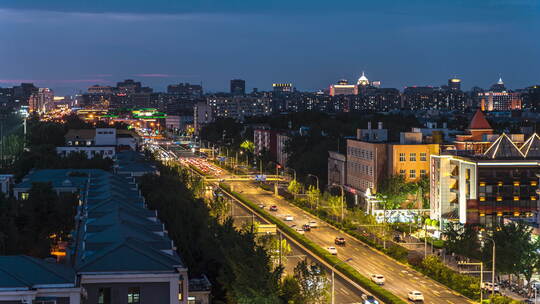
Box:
[287,180,303,195]
[413,255,479,300]
[0,183,77,257]
[305,185,320,209]
[294,259,330,304]
[140,167,283,303]
[280,276,304,304]
[240,140,254,153]
[487,294,522,304]
[487,222,540,283]
[377,175,423,209]
[442,223,481,259]
[220,183,407,304]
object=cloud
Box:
[0,79,112,85]
[132,73,174,78]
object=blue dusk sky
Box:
[0,0,539,95]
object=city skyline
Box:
[1,0,539,95]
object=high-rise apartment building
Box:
[230,79,246,96]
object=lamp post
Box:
[331,258,353,304]
[482,236,496,299]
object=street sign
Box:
[257,224,277,235]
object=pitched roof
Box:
[484,133,524,159]
[0,256,75,290]
[468,109,492,130]
[520,133,540,159]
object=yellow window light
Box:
[498,181,503,186]
[497,197,503,202]
[497,212,503,216]
[513,181,520,186]
[479,197,486,202]
[531,196,537,201]
[479,182,486,187]
[514,196,519,201]
[514,212,520,217]
[480,213,485,217]
[531,181,538,186]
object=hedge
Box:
[220,183,407,304]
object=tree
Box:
[280,276,305,304]
[240,140,254,153]
[306,186,320,209]
[288,180,303,196]
[260,235,292,268]
[294,259,330,304]
[442,223,481,259]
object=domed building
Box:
[357,71,370,86]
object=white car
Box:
[327,246,338,255]
[483,282,500,293]
[296,228,305,235]
[284,215,294,221]
[308,221,318,228]
[370,274,385,285]
[408,291,424,302]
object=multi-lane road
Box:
[230,181,471,304]
[159,143,472,303]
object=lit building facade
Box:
[431,133,540,228]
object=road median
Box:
[219,183,408,304]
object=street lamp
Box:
[331,258,353,304]
[481,236,496,299]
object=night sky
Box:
[1,0,539,95]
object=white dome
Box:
[357,72,369,85]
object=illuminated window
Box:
[128,287,140,304]
[479,197,486,202]
[514,196,519,201]
[498,181,503,186]
[399,153,405,162]
[410,153,417,162]
[532,181,538,186]
[514,212,520,217]
[496,197,503,202]
[531,196,537,201]
[20,193,29,200]
[479,182,486,187]
[513,181,520,186]
[480,213,485,217]
[497,212,503,216]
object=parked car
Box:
[335,237,346,246]
[327,246,338,255]
[361,294,379,304]
[370,274,385,285]
[482,282,500,293]
[302,224,311,232]
[269,205,278,211]
[408,291,424,302]
[284,215,294,221]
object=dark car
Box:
[302,224,311,232]
[269,205,278,211]
[335,237,346,246]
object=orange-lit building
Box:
[388,134,440,181]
